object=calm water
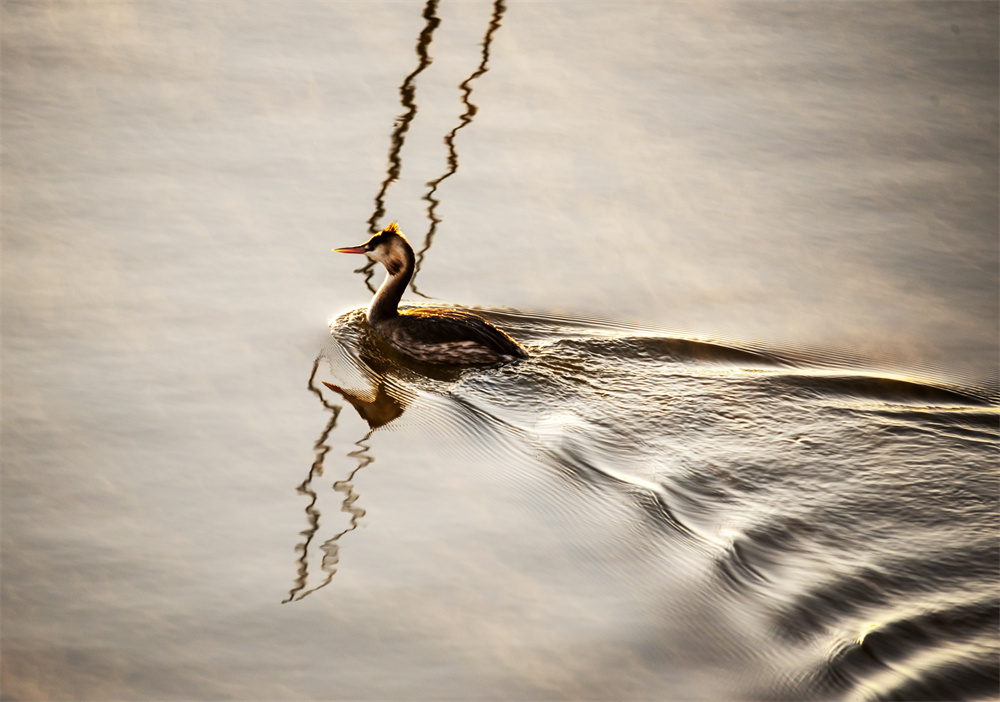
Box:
[3,2,998,700]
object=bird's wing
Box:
[397,309,526,357]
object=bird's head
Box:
[334,222,412,275]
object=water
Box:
[3,2,997,700]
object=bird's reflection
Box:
[322,379,405,430]
[285,346,413,602]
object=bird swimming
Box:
[334,223,529,365]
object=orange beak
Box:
[333,245,367,254]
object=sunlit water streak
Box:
[296,307,999,700]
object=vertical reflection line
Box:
[368,0,440,233]
[411,0,507,298]
[291,432,374,601]
[361,0,442,293]
[285,357,343,603]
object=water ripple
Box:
[302,307,998,699]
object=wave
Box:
[303,305,998,699]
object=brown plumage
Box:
[334,223,529,365]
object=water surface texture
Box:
[3,2,998,700]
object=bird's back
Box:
[374,308,529,365]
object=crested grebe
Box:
[334,223,529,365]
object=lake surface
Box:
[3,1,998,700]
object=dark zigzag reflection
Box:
[284,358,373,603]
[287,336,411,601]
[410,0,507,298]
[285,356,341,602]
[359,0,442,294]
[285,434,373,603]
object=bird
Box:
[334,223,529,365]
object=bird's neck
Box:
[367,251,414,324]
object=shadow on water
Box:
[358,0,507,296]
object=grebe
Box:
[334,223,529,365]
